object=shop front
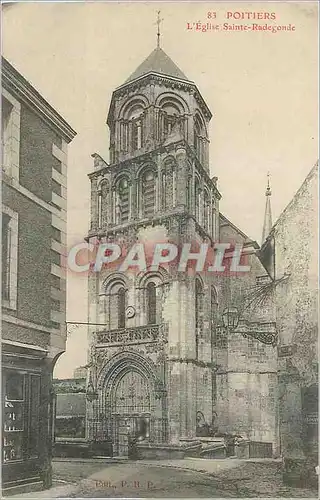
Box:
[2,340,53,495]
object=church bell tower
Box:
[86,34,222,456]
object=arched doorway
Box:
[96,351,167,457]
[111,370,153,456]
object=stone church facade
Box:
[86,46,279,457]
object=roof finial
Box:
[156,10,163,48]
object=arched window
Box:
[164,114,175,137]
[210,285,218,403]
[97,190,102,228]
[147,282,157,324]
[194,115,206,163]
[118,287,126,328]
[120,121,129,153]
[141,170,156,218]
[211,285,217,335]
[127,104,144,151]
[195,179,201,222]
[161,172,166,210]
[157,96,186,141]
[120,100,146,153]
[195,279,203,359]
[105,280,127,330]
[162,159,175,210]
[204,190,210,233]
[186,175,192,211]
[162,104,180,139]
[97,180,109,228]
[132,118,143,150]
[116,177,129,224]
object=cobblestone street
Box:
[11,458,318,498]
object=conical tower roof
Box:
[125,47,190,84]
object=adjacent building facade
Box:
[86,46,279,458]
[1,57,76,493]
[53,378,87,442]
[261,162,318,485]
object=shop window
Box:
[3,371,41,462]
[5,372,24,401]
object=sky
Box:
[2,2,318,378]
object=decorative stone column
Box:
[90,177,99,231]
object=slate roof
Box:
[125,47,190,83]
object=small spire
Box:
[262,172,273,245]
[156,10,164,48]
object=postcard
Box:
[1,1,318,498]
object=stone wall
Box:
[213,218,278,451]
[270,163,318,476]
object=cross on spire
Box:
[266,171,271,196]
[156,11,164,48]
